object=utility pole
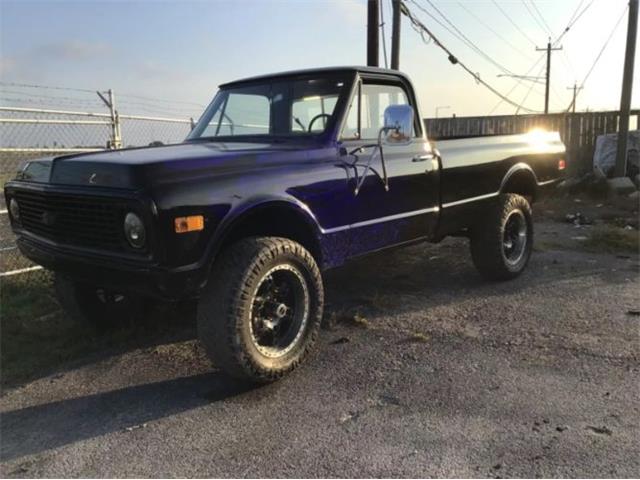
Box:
[367,0,380,67]
[391,0,401,70]
[566,83,583,114]
[615,0,638,177]
[536,39,562,114]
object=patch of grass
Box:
[583,227,639,254]
[348,312,370,328]
[0,274,190,387]
[366,292,397,311]
[405,332,430,343]
[333,311,369,328]
[0,274,97,386]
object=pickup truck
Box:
[5,66,565,382]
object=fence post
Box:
[97,89,122,149]
[108,89,122,149]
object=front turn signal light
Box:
[175,215,204,233]
[558,159,566,170]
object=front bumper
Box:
[16,234,206,300]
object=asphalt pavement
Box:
[1,221,638,477]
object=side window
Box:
[341,82,413,140]
[361,83,409,139]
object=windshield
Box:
[187,75,349,140]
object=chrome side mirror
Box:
[382,104,414,145]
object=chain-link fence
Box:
[0,103,195,285]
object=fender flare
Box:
[203,195,324,271]
[500,162,539,199]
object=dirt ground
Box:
[0,195,638,478]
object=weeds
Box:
[0,273,194,386]
[583,227,639,254]
[0,274,95,386]
[405,332,430,343]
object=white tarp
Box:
[593,130,640,177]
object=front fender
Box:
[203,195,324,271]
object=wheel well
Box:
[217,204,323,266]
[501,169,537,202]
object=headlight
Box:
[124,212,145,249]
[9,198,20,222]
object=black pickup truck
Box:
[5,67,565,382]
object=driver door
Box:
[338,77,440,257]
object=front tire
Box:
[470,193,533,281]
[197,237,324,383]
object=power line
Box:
[489,0,594,115]
[456,2,533,60]
[491,0,537,47]
[567,4,628,111]
[412,0,518,76]
[488,53,546,114]
[555,0,595,45]
[530,0,554,36]
[514,62,548,114]
[401,1,540,113]
[522,0,552,36]
[553,1,596,94]
[566,0,585,27]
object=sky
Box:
[0,0,637,120]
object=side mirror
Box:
[382,104,414,145]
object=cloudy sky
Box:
[0,0,637,119]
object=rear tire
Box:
[54,274,147,330]
[470,193,533,281]
[197,237,324,383]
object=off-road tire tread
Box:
[197,237,324,383]
[470,193,533,281]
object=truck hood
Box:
[17,141,319,189]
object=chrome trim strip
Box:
[537,178,560,186]
[322,206,440,234]
[441,192,499,208]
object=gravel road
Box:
[1,220,639,478]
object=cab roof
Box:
[219,66,411,88]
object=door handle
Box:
[412,154,434,162]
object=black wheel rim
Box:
[249,264,309,358]
[503,210,528,265]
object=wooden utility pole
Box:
[567,83,583,114]
[536,39,562,114]
[614,0,638,177]
[367,0,380,67]
[391,0,401,70]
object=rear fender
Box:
[500,162,539,201]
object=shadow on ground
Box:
[0,373,259,462]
